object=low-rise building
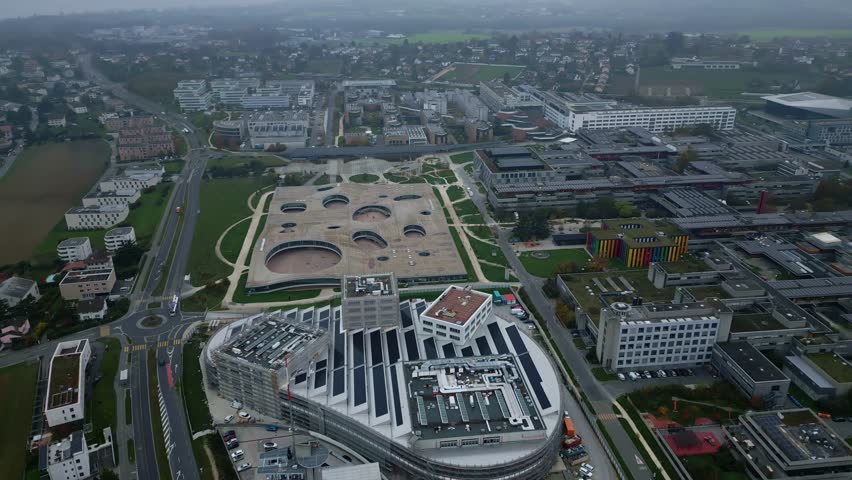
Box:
[59,266,116,301]
[478,81,543,112]
[47,113,66,128]
[725,409,852,480]
[384,125,428,145]
[587,218,689,268]
[103,112,154,131]
[244,111,308,150]
[711,341,790,408]
[104,227,136,253]
[173,79,213,112]
[81,189,140,207]
[670,57,750,70]
[417,286,492,346]
[783,352,852,401]
[77,297,108,321]
[0,276,41,307]
[341,274,400,330]
[57,237,92,263]
[41,428,115,480]
[99,173,160,192]
[64,205,129,231]
[45,339,91,427]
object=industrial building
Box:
[205,285,562,480]
[99,173,161,192]
[82,189,140,207]
[711,342,790,408]
[725,409,852,480]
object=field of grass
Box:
[436,63,525,83]
[449,227,477,281]
[349,173,380,184]
[180,280,228,312]
[807,353,852,383]
[0,140,110,265]
[520,248,591,278]
[638,66,824,98]
[187,176,274,286]
[219,218,251,264]
[182,337,213,432]
[0,362,39,480]
[305,59,343,74]
[682,449,749,480]
[741,29,852,40]
[385,173,426,184]
[33,183,173,266]
[206,155,285,171]
[86,338,120,445]
[127,71,199,107]
[147,351,172,480]
[449,152,474,164]
[453,198,480,217]
[446,185,466,203]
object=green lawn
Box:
[480,263,510,282]
[162,160,185,174]
[206,155,285,171]
[453,198,480,217]
[127,439,135,463]
[385,173,426,184]
[637,65,824,98]
[461,212,486,225]
[450,152,474,164]
[437,63,525,83]
[560,270,676,313]
[305,59,343,74]
[592,367,618,382]
[447,185,466,202]
[682,449,749,480]
[32,183,173,265]
[127,71,200,107]
[182,337,213,432]
[187,176,274,286]
[349,173,380,184]
[466,233,508,266]
[86,338,120,444]
[0,362,39,480]
[180,281,228,312]
[619,396,680,480]
[742,29,852,40]
[219,218,251,264]
[807,353,852,383]
[449,227,477,281]
[231,273,322,303]
[520,248,591,278]
[361,30,489,45]
[315,174,342,185]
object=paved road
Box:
[452,158,651,480]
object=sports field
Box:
[435,63,525,84]
[0,140,109,265]
[361,30,489,45]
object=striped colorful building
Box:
[586,219,689,268]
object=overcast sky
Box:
[2,0,275,19]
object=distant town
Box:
[0,10,852,480]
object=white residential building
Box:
[45,339,91,427]
[479,81,543,112]
[554,105,737,133]
[64,205,129,230]
[416,286,493,346]
[104,226,136,253]
[99,173,160,192]
[0,276,41,307]
[57,237,92,262]
[77,297,108,321]
[44,431,91,480]
[173,79,213,112]
[81,188,140,207]
[596,302,733,373]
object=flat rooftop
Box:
[105,226,134,237]
[222,318,320,369]
[716,342,787,383]
[48,341,86,409]
[0,276,36,298]
[343,274,396,299]
[423,287,490,326]
[246,183,467,291]
[60,268,114,285]
[57,237,89,248]
[406,357,545,440]
[730,313,784,333]
[806,352,852,383]
[747,410,852,463]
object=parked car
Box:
[237,463,252,472]
[226,440,239,450]
[265,425,279,432]
[657,370,667,378]
[263,442,278,451]
[230,450,244,461]
[526,325,537,330]
[617,373,626,381]
[643,371,652,379]
[238,411,252,420]
[224,415,234,423]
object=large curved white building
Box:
[205,285,563,479]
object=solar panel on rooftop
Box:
[386,331,400,364]
[442,343,456,358]
[389,367,404,426]
[488,323,510,354]
[353,365,367,406]
[424,338,438,360]
[372,365,388,417]
[475,336,492,355]
[404,330,420,360]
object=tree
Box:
[98,470,120,480]
[512,209,550,241]
[674,148,697,173]
[555,261,579,275]
[555,303,576,328]
[502,72,511,85]
[614,201,636,218]
[589,255,609,272]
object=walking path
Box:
[612,399,672,480]
[214,216,251,268]
[221,190,273,306]
[435,185,486,282]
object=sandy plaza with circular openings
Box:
[246,183,468,293]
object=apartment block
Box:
[104,226,136,253]
[59,266,116,300]
[57,237,92,263]
[64,205,128,231]
[45,339,91,427]
[81,189,140,207]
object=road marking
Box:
[172,338,181,346]
[99,325,111,337]
[597,413,620,421]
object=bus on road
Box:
[169,295,179,316]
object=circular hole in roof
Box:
[377,256,389,261]
[403,224,426,238]
[418,251,431,257]
[394,194,422,201]
[265,241,342,274]
[353,205,391,222]
[322,194,350,209]
[352,231,388,250]
[378,194,388,198]
[282,222,297,228]
[317,186,334,192]
[420,210,432,216]
[280,202,307,213]
[327,225,341,230]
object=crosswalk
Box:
[597,412,621,422]
[124,338,182,353]
[158,386,176,458]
